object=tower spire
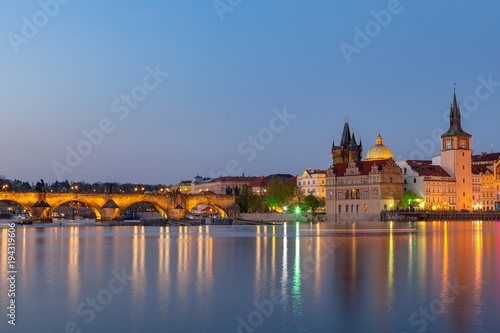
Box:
[442,86,471,137]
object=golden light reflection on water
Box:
[158,226,171,311]
[131,226,146,314]
[67,227,80,309]
[387,222,394,305]
[0,228,7,310]
[176,226,191,316]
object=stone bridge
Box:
[0,192,240,222]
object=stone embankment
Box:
[381,211,500,222]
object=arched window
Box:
[356,189,360,199]
[339,205,342,213]
[346,205,349,213]
[364,204,368,213]
[345,189,349,199]
[351,205,354,213]
[356,205,359,213]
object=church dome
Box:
[365,134,394,161]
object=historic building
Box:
[190,175,258,195]
[331,121,363,164]
[325,132,403,221]
[397,160,456,210]
[398,90,499,211]
[440,91,473,210]
[472,153,500,210]
[297,167,326,198]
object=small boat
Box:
[14,214,33,225]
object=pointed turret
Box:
[350,132,357,146]
[331,136,335,150]
[340,122,351,146]
[442,90,471,137]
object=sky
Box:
[0,0,499,185]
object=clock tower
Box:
[440,89,473,210]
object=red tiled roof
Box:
[286,176,297,185]
[472,165,492,175]
[406,160,451,177]
[472,152,500,163]
[250,176,269,188]
[333,160,388,176]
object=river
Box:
[0,221,499,332]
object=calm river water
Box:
[1,221,499,333]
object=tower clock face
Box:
[460,140,466,149]
[445,141,452,150]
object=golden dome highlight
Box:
[365,134,394,161]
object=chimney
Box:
[242,173,245,177]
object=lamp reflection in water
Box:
[473,221,482,310]
[0,228,7,310]
[196,225,213,315]
[176,226,191,317]
[68,227,81,310]
[131,226,146,316]
[281,223,288,300]
[292,222,303,317]
[157,226,171,312]
[387,222,394,305]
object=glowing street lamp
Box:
[283,206,288,212]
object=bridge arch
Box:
[186,202,228,218]
[0,199,31,215]
[120,200,167,218]
[48,198,103,220]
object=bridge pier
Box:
[31,207,52,223]
[96,208,120,222]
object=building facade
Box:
[297,167,326,198]
[398,160,456,210]
[325,134,403,221]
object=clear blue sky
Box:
[1,0,499,184]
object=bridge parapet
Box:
[0,192,239,222]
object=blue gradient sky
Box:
[1,0,499,184]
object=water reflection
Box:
[1,222,500,332]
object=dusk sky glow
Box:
[1,0,499,184]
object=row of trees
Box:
[0,176,171,194]
[239,180,325,214]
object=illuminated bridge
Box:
[0,192,239,222]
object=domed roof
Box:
[365,134,393,161]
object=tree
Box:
[303,194,321,214]
[239,185,265,213]
[265,180,294,211]
[397,190,418,208]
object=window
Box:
[329,191,332,198]
[339,205,342,213]
[356,205,359,213]
[414,178,416,183]
[364,205,368,213]
[298,181,301,186]
[338,192,342,199]
[346,205,349,213]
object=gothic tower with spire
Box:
[440,89,473,210]
[332,120,363,164]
